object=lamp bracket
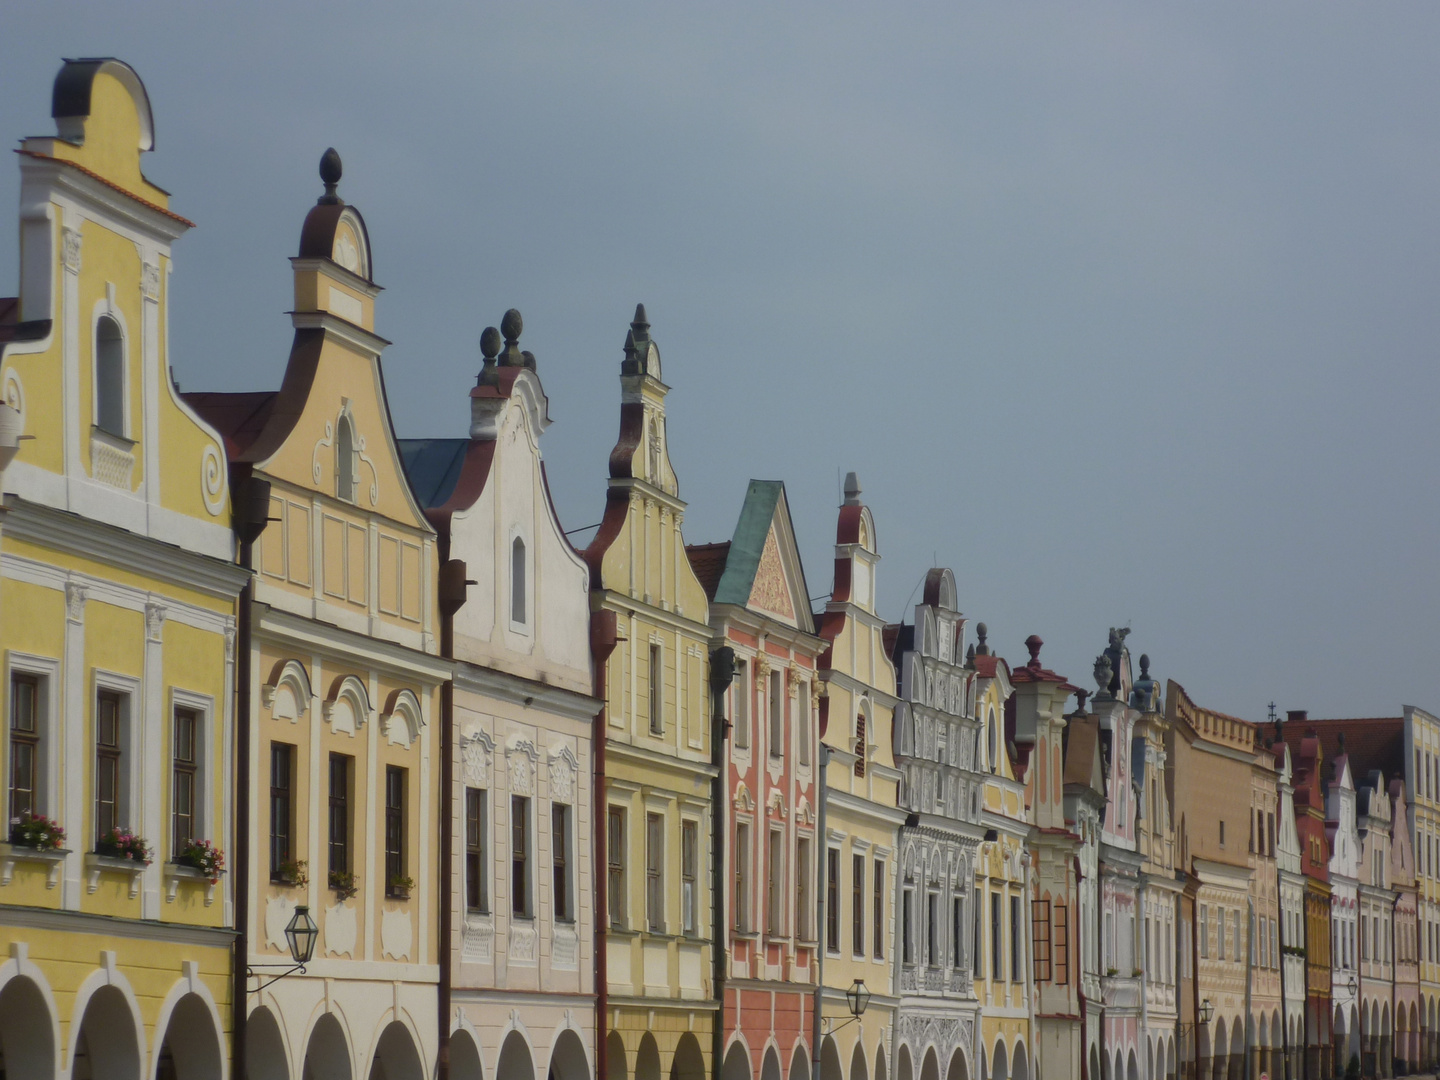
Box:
[246,962,307,993]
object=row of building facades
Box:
[1,57,1438,1080]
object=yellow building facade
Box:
[187,151,448,1078]
[584,307,716,1080]
[0,59,247,1077]
[813,474,902,1080]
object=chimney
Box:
[1287,710,1307,726]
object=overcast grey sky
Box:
[4,3,1438,723]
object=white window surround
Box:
[5,651,62,824]
[507,526,532,637]
[89,295,131,441]
[168,687,214,854]
[92,668,142,841]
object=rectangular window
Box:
[974,888,982,974]
[927,892,940,967]
[646,812,664,932]
[9,673,39,822]
[768,829,784,935]
[734,660,750,749]
[269,742,293,879]
[902,888,914,965]
[991,892,1004,981]
[735,823,751,931]
[649,645,664,735]
[769,670,784,758]
[953,895,964,967]
[1199,904,1208,959]
[171,707,199,857]
[1268,812,1276,855]
[465,787,488,913]
[511,794,530,916]
[1011,895,1023,981]
[1231,910,1241,962]
[553,803,572,922]
[607,807,626,928]
[852,854,865,955]
[796,679,811,766]
[1033,898,1053,983]
[328,753,351,876]
[874,858,885,958]
[826,848,840,952]
[682,820,698,935]
[385,766,407,897]
[95,689,123,844]
[1054,901,1069,985]
[796,837,813,940]
[1219,819,1226,847]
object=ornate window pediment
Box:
[324,674,373,735]
[381,687,424,747]
[262,659,313,722]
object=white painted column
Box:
[141,600,166,919]
[61,217,82,483]
[222,622,236,925]
[139,249,161,508]
[61,579,87,908]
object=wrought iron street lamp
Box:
[824,981,872,1035]
[1179,998,1215,1037]
[248,905,318,992]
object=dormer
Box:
[829,472,880,615]
[291,149,381,334]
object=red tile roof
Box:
[183,391,278,457]
[17,150,196,227]
[1287,717,1406,790]
[684,542,730,601]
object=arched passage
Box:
[1209,1019,1225,1080]
[498,1030,536,1080]
[762,1047,783,1080]
[790,1044,811,1080]
[73,985,142,1080]
[1124,1048,1136,1080]
[370,1022,425,1080]
[609,1033,630,1080]
[920,1047,940,1080]
[671,1033,706,1080]
[452,1029,485,1080]
[820,1038,843,1080]
[874,1045,886,1080]
[550,1028,590,1080]
[304,1014,353,1080]
[1011,1043,1029,1080]
[849,1042,868,1080]
[1227,1021,1243,1080]
[722,1042,751,1080]
[155,993,223,1080]
[897,1046,913,1080]
[990,1041,1008,1080]
[0,974,55,1080]
[247,1006,288,1080]
[1088,1047,1101,1080]
[946,1046,969,1080]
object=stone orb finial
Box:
[480,326,501,360]
[319,148,342,205]
[501,308,523,343]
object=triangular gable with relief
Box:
[714,480,813,634]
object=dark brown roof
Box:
[183,391,278,457]
[1288,717,1406,790]
[685,542,730,601]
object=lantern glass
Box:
[1199,999,1214,1025]
[846,979,871,1017]
[285,904,319,964]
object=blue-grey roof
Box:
[711,479,814,620]
[398,438,467,509]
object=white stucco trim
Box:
[66,953,149,1078]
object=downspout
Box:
[231,474,272,1080]
[1075,854,1088,1080]
[1301,887,1310,1080]
[1139,878,1150,1080]
[1277,856,1290,1080]
[1098,855,1107,1080]
[436,557,471,1080]
[709,646,736,1080]
[1192,877,1203,1080]
[1391,891,1401,1075]
[592,611,619,1080]
[812,743,830,1080]
[1245,897,1254,1080]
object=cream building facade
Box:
[188,152,448,1080]
[584,307,716,1080]
[0,58,246,1079]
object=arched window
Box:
[335,415,356,502]
[987,712,999,774]
[95,316,124,436]
[511,536,527,625]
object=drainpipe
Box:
[1191,880,1202,1080]
[1076,855,1088,1080]
[1277,857,1290,1080]
[1245,897,1254,1080]
[1098,856,1107,1080]
[1139,878,1150,1080]
[436,558,471,1080]
[1301,888,1310,1080]
[231,474,271,1080]
[709,646,735,1080]
[812,743,829,1080]
[1390,891,1400,1076]
[592,611,619,1080]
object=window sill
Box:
[164,861,221,906]
[467,908,492,919]
[0,843,69,888]
[85,852,148,898]
[386,891,412,903]
[554,916,577,926]
[609,926,641,937]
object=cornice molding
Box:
[453,661,599,722]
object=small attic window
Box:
[95,316,125,437]
[335,415,356,502]
[511,536,527,626]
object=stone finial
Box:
[975,622,989,656]
[480,326,501,361]
[843,471,862,506]
[521,350,536,371]
[632,303,649,333]
[965,643,976,664]
[318,148,343,205]
[1093,653,1113,696]
[1024,634,1043,667]
[495,308,524,367]
[1075,688,1090,714]
[1139,653,1150,677]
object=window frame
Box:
[465,786,489,914]
[645,811,665,932]
[553,802,572,922]
[385,765,407,898]
[8,671,40,824]
[93,310,128,439]
[735,821,752,932]
[873,857,885,959]
[511,793,531,917]
[607,806,627,929]
[5,655,58,827]
[681,819,698,936]
[733,658,750,750]
[328,752,352,877]
[648,643,664,736]
[269,742,295,881]
[826,847,840,954]
[768,669,784,759]
[508,531,530,631]
[171,705,199,858]
[852,853,865,956]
